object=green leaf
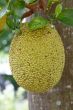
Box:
[13,0,25,9]
[48,0,52,5]
[8,0,25,18]
[6,14,20,30]
[28,16,49,31]
[48,0,59,6]
[55,4,62,17]
[57,9,73,26]
[25,0,37,4]
[0,0,7,7]
[0,28,13,52]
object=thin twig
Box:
[21,10,33,20]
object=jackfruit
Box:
[9,24,65,93]
[0,15,6,31]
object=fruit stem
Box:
[21,0,48,20]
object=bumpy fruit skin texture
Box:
[9,24,65,93]
[0,15,6,31]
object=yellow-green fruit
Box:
[9,24,65,93]
[0,15,6,31]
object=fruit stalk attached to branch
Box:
[22,0,48,19]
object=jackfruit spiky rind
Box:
[9,24,65,93]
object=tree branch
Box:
[22,0,49,19]
[21,10,33,20]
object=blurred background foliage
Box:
[0,52,29,110]
[0,0,30,110]
[0,86,28,110]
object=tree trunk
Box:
[28,0,73,110]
